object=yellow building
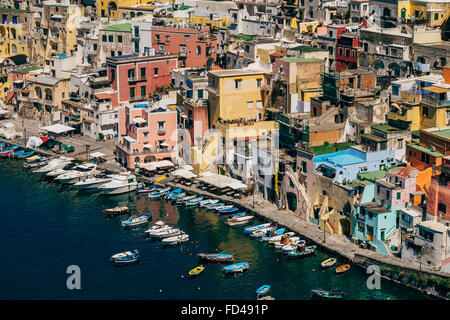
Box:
[398,0,450,27]
[98,0,168,18]
[206,69,272,125]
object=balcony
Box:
[129,95,147,102]
[128,76,147,83]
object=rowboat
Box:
[148,187,171,199]
[103,206,129,215]
[216,206,238,214]
[226,215,254,226]
[16,150,35,159]
[213,205,233,211]
[281,240,307,254]
[197,253,234,262]
[229,212,246,218]
[310,289,345,299]
[199,199,219,207]
[121,212,152,227]
[165,188,181,199]
[144,223,172,235]
[170,192,186,202]
[8,149,25,158]
[188,266,205,277]
[250,227,276,238]
[162,233,189,245]
[223,262,249,274]
[150,228,182,239]
[186,196,204,206]
[0,145,19,156]
[335,264,351,274]
[287,245,316,259]
[260,228,287,241]
[205,202,224,209]
[256,285,271,297]
[110,249,139,265]
[136,185,157,194]
[23,158,48,169]
[265,232,295,244]
[244,223,272,235]
[274,236,300,250]
[176,195,197,204]
[321,258,337,268]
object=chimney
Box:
[444,66,450,85]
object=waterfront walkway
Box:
[162,179,449,280]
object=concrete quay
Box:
[162,179,450,284]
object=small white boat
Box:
[144,221,166,233]
[121,213,152,227]
[33,157,75,175]
[98,172,138,195]
[281,240,306,254]
[266,232,295,244]
[110,249,139,265]
[161,233,189,245]
[274,236,300,250]
[150,228,182,239]
[250,227,275,238]
[56,163,98,184]
[199,199,219,207]
[226,215,254,226]
[177,195,197,204]
[185,196,204,206]
[213,205,234,212]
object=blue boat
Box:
[170,192,186,201]
[256,285,271,297]
[205,202,224,209]
[9,149,25,157]
[136,185,157,194]
[16,150,35,159]
[186,196,204,206]
[223,262,249,273]
[261,228,286,241]
[148,187,171,199]
[216,206,238,214]
[121,212,152,227]
[198,253,234,262]
[110,249,139,265]
[165,188,181,199]
[230,211,246,218]
[244,223,272,235]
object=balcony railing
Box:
[129,95,147,102]
[128,76,147,83]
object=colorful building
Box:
[116,102,177,169]
[106,53,178,104]
[426,155,450,223]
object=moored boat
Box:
[121,212,152,227]
[110,249,139,265]
[226,215,254,226]
[335,264,351,274]
[223,262,249,274]
[265,232,295,244]
[136,184,157,194]
[148,187,171,199]
[16,150,35,159]
[199,199,219,207]
[103,206,129,215]
[188,266,205,277]
[150,227,182,239]
[161,233,189,245]
[197,253,234,262]
[273,236,300,250]
[244,223,272,235]
[310,289,345,299]
[216,206,238,214]
[250,226,276,238]
[256,285,271,297]
[185,196,204,206]
[165,188,181,200]
[287,245,316,259]
[98,172,138,195]
[321,258,337,268]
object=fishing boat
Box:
[256,285,271,297]
[244,223,272,235]
[23,156,48,169]
[287,246,316,259]
[250,226,276,238]
[185,196,204,206]
[136,185,157,194]
[310,289,345,299]
[73,176,112,190]
[281,240,307,254]
[56,163,98,184]
[148,187,171,199]
[216,206,238,214]
[16,150,35,159]
[8,149,25,158]
[102,206,129,215]
[144,221,167,233]
[188,266,205,277]
[150,228,182,239]
[110,249,139,265]
[199,199,219,207]
[230,212,246,218]
[176,195,197,204]
[165,188,181,200]
[273,236,300,250]
[197,253,234,262]
[0,145,19,156]
[32,157,75,175]
[265,232,295,243]
[205,202,225,209]
[226,215,254,226]
[98,172,138,195]
[121,212,152,227]
[335,264,351,274]
[223,262,249,274]
[161,233,189,245]
[321,258,337,268]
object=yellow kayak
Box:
[189,266,205,277]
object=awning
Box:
[138,160,174,171]
[40,124,76,134]
[172,168,197,179]
[132,117,147,124]
[423,86,450,94]
[90,152,106,158]
[160,141,169,147]
[95,93,112,100]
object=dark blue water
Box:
[0,160,429,300]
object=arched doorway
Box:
[340,219,351,237]
[286,192,297,211]
[388,62,400,77]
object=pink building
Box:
[106,53,178,104]
[375,166,420,208]
[183,99,209,146]
[427,156,450,222]
[151,25,217,68]
[116,103,178,169]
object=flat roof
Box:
[208,69,270,78]
[101,23,132,32]
[371,124,407,134]
[29,77,61,86]
[279,57,324,63]
[417,220,449,233]
[407,143,444,158]
[361,202,390,214]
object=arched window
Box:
[44,88,53,101]
[11,44,17,54]
[35,87,42,99]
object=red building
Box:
[106,53,178,104]
[335,33,359,71]
[427,156,450,223]
[151,25,217,68]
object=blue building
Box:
[314,146,397,184]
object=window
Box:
[368,211,373,219]
[102,35,107,42]
[140,86,146,97]
[134,27,139,38]
[108,35,113,42]
[422,106,429,117]
[158,43,165,52]
[376,185,380,194]
[198,89,203,99]
[256,79,262,88]
[235,79,242,89]
[130,87,135,98]
[128,69,135,79]
[196,46,201,55]
[184,35,190,42]
[345,49,350,57]
[111,51,115,57]
[140,68,146,78]
[93,43,97,51]
[392,85,399,96]
[397,192,401,200]
[435,13,439,20]
[438,203,446,215]
[154,68,159,76]
[301,161,307,173]
[154,34,160,41]
[158,121,165,133]
[358,222,364,233]
[338,48,343,55]
[117,35,122,43]
[166,35,170,42]
[134,41,139,53]
[386,190,391,199]
[247,101,253,110]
